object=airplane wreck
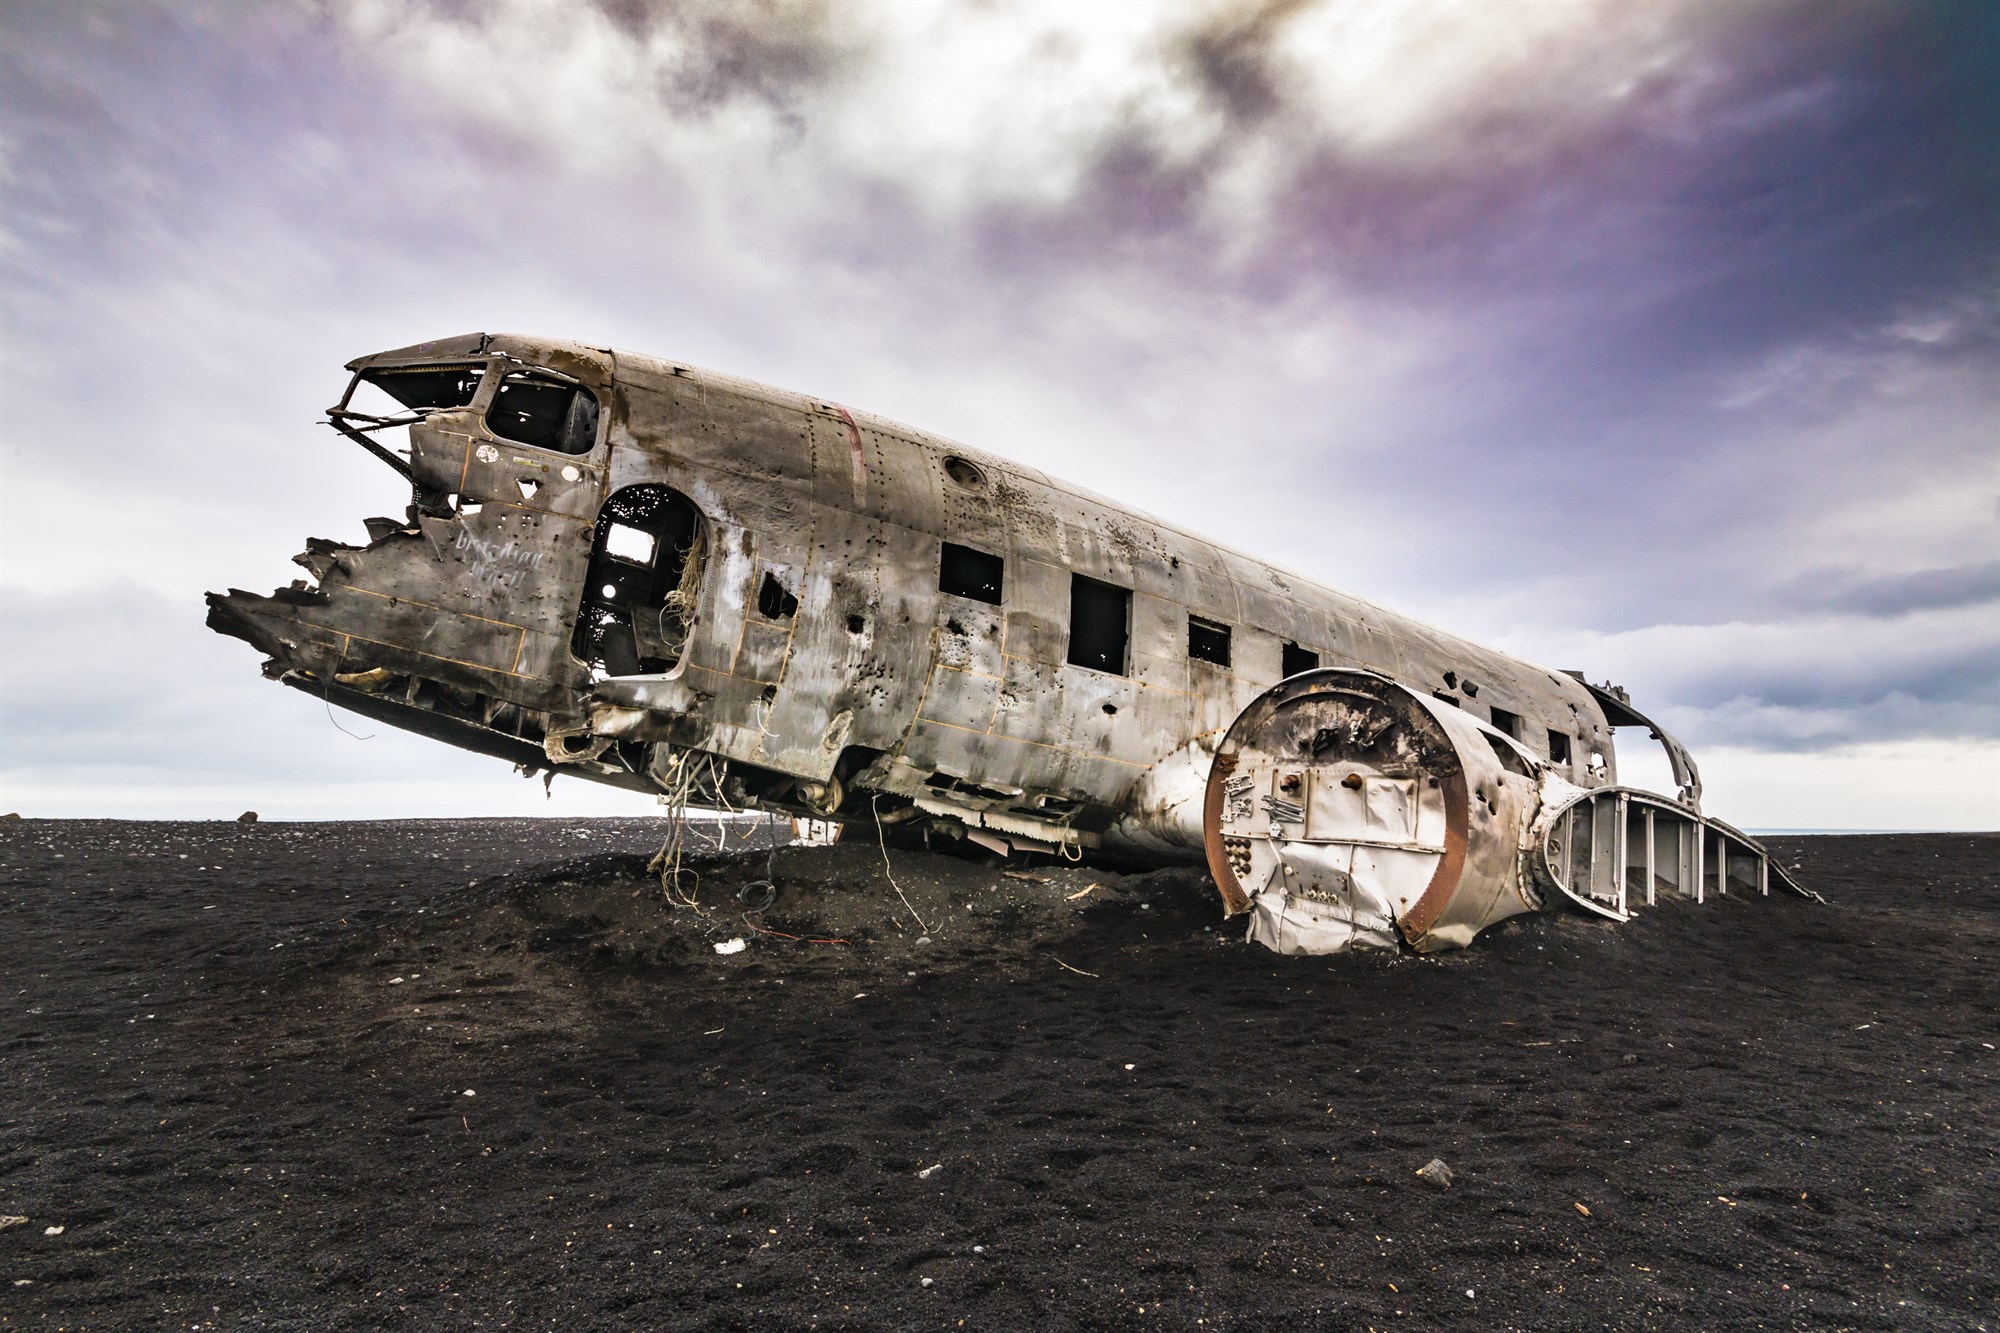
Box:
[207,333,1812,954]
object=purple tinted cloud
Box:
[1,0,1993,823]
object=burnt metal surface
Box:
[208,331,1806,954]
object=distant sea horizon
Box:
[1743,828,1997,836]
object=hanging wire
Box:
[648,748,730,914]
[870,793,930,933]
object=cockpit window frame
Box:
[334,359,498,422]
[483,366,603,457]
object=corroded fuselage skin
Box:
[213,332,1821,956]
[210,333,1618,856]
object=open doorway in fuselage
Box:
[571,485,704,677]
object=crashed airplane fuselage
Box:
[208,333,1810,954]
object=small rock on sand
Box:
[1415,1158,1454,1188]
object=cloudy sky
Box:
[2,0,1994,828]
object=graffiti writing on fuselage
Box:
[454,529,545,591]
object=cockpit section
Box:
[207,334,706,798]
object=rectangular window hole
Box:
[1432,690,1461,708]
[1282,641,1319,677]
[1548,729,1572,764]
[486,370,599,455]
[604,523,656,566]
[758,571,798,620]
[1188,615,1231,667]
[939,542,1004,604]
[1489,706,1521,739]
[1067,575,1130,675]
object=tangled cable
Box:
[647,747,732,912]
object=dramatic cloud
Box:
[1,0,1994,826]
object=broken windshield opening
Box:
[365,363,486,411]
[327,362,490,484]
[337,363,487,428]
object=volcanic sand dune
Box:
[1,819,1994,1330]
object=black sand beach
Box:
[1,819,1993,1330]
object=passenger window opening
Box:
[1067,575,1130,675]
[758,572,799,621]
[939,542,1004,604]
[1188,615,1231,667]
[1432,690,1461,708]
[942,456,987,490]
[572,486,703,677]
[1282,641,1319,677]
[1548,729,1573,765]
[1489,706,1521,739]
[604,524,656,566]
[486,370,599,455]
